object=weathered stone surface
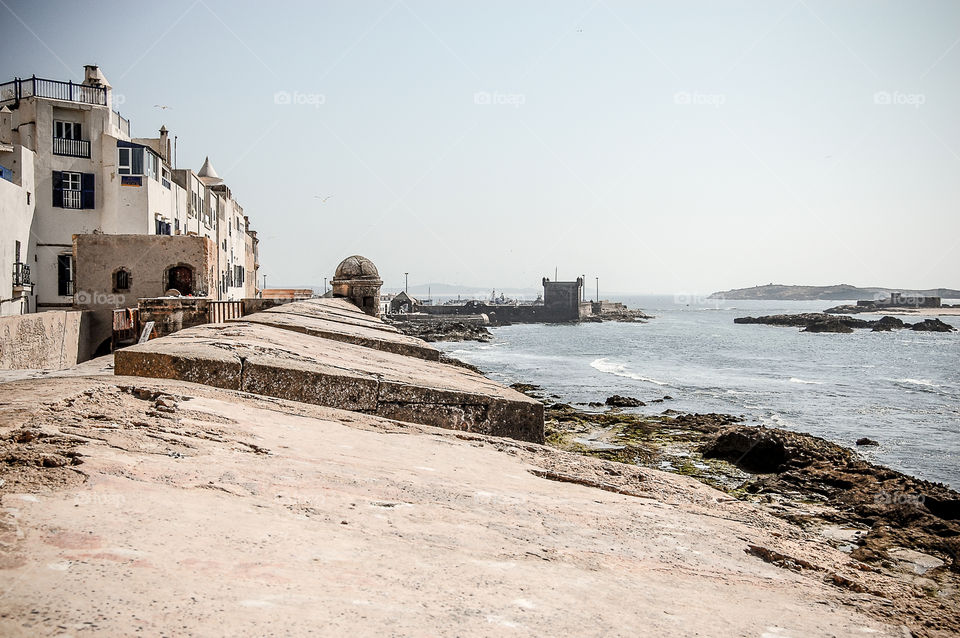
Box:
[114,321,543,442]
[240,300,440,361]
[0,310,91,370]
[0,376,909,637]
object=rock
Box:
[910,318,956,332]
[735,313,869,330]
[803,318,854,333]
[387,319,493,343]
[856,437,879,446]
[871,316,904,332]
[605,395,645,408]
[701,426,853,473]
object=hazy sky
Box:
[3,0,959,294]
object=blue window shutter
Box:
[52,171,64,207]
[81,173,95,209]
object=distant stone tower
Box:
[331,255,383,317]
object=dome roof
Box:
[334,255,380,280]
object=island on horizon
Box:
[709,283,960,301]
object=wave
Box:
[896,378,939,388]
[789,377,824,385]
[590,358,669,386]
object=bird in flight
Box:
[154,104,172,110]
[314,195,333,203]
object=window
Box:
[155,219,172,235]
[52,171,93,209]
[118,147,131,175]
[145,151,158,180]
[114,269,130,292]
[117,145,144,175]
[54,120,81,140]
[57,255,73,296]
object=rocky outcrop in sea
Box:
[734,313,956,333]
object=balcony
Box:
[53,136,91,158]
[12,262,31,295]
[0,76,107,106]
[62,190,82,209]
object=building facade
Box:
[0,66,260,318]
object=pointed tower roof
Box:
[197,156,223,185]
[198,156,219,179]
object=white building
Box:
[0,65,259,317]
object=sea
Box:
[435,296,960,489]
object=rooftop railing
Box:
[0,76,107,106]
[112,110,131,137]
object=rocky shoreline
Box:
[734,313,956,333]
[506,382,960,636]
[383,318,493,342]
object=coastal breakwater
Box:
[114,298,543,443]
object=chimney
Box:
[159,125,169,163]
[83,65,113,109]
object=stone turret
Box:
[331,255,382,317]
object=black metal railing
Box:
[53,136,91,158]
[12,262,31,286]
[0,76,107,106]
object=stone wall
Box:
[0,310,91,370]
[73,233,218,353]
[138,298,212,339]
[114,299,544,442]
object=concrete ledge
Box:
[239,304,439,361]
[114,321,543,442]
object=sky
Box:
[2,0,959,295]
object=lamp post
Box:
[404,272,409,294]
[323,277,327,294]
[595,277,599,303]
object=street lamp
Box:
[404,272,409,294]
[595,277,599,303]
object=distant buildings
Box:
[0,65,259,323]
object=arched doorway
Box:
[166,265,194,295]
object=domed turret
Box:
[334,255,380,280]
[331,255,383,317]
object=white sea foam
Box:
[590,358,669,386]
[896,378,939,388]
[789,377,823,385]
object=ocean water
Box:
[437,296,960,488]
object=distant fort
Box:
[385,277,620,324]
